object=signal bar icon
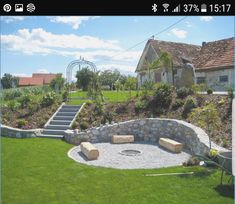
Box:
[172,4,180,12]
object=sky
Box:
[0,16,234,79]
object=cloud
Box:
[1,16,25,23]
[1,28,141,63]
[36,69,49,73]
[49,16,99,29]
[200,16,213,22]
[170,28,187,38]
[13,73,30,77]
[1,28,121,55]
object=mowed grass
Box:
[68,90,138,105]
[1,137,233,204]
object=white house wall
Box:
[196,68,234,91]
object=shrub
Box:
[153,83,173,109]
[182,156,200,166]
[177,87,193,99]
[94,100,104,115]
[71,122,78,129]
[62,91,69,102]
[192,83,207,93]
[18,94,31,108]
[182,97,197,117]
[41,92,56,107]
[134,100,147,113]
[28,100,40,114]
[207,88,213,94]
[7,100,20,111]
[115,103,127,114]
[218,99,225,106]
[80,121,89,130]
[103,111,113,124]
[86,100,93,106]
[172,99,184,110]
[227,86,234,99]
[17,119,28,128]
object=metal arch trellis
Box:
[66,59,97,83]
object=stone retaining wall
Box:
[0,124,42,138]
[64,118,227,155]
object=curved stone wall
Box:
[0,124,41,138]
[64,118,227,155]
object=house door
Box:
[155,72,161,83]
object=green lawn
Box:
[68,90,138,105]
[1,137,233,204]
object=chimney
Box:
[151,35,155,40]
[202,41,206,46]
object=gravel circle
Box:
[68,142,191,169]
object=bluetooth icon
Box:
[152,4,158,12]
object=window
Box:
[219,75,228,83]
[196,77,206,84]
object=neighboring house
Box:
[135,37,234,91]
[19,73,60,87]
[19,77,44,86]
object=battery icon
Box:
[201,4,207,12]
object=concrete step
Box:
[50,120,71,125]
[59,108,80,112]
[53,116,74,120]
[42,129,65,135]
[56,112,76,116]
[62,105,81,109]
[45,125,70,130]
[37,134,64,139]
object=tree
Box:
[50,75,65,93]
[1,73,19,89]
[124,76,137,97]
[99,69,120,90]
[189,104,221,149]
[76,68,94,91]
[148,51,173,84]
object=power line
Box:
[108,16,188,60]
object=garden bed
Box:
[75,94,232,149]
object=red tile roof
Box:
[141,37,234,71]
[32,73,59,84]
[149,39,201,67]
[193,37,234,70]
[19,77,44,86]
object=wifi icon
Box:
[162,3,170,12]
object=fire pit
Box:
[119,149,142,156]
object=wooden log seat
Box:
[159,138,183,153]
[112,135,134,144]
[80,142,99,160]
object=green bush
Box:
[172,99,184,110]
[227,86,234,99]
[62,91,69,102]
[103,111,113,124]
[17,119,28,128]
[80,121,89,130]
[71,122,78,129]
[134,100,147,113]
[183,97,197,117]
[18,94,31,108]
[153,83,173,109]
[192,83,207,93]
[7,100,20,111]
[86,100,93,106]
[28,100,40,114]
[207,88,213,94]
[41,92,56,107]
[177,87,193,99]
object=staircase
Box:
[38,104,81,139]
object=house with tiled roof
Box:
[19,73,61,87]
[135,37,234,91]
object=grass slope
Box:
[2,137,233,204]
[68,90,138,105]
